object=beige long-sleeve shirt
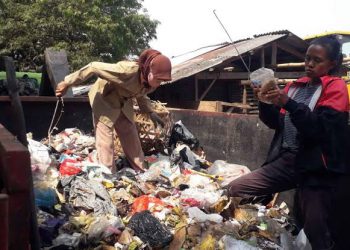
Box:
[64,61,154,127]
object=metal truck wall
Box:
[171,109,274,170]
[0,97,273,170]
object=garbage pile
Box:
[0,75,39,95]
[29,122,302,249]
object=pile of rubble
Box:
[29,122,306,250]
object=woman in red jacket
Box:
[227,36,349,249]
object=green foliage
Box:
[0,0,159,71]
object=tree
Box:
[0,0,159,71]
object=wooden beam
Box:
[199,78,218,100]
[277,62,304,68]
[260,48,265,68]
[271,42,277,69]
[197,71,305,80]
[195,78,199,101]
[241,78,298,86]
[277,42,305,60]
[277,57,350,68]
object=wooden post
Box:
[242,85,247,114]
[271,42,277,69]
[195,77,199,101]
[3,56,28,147]
[199,78,218,101]
[260,48,265,68]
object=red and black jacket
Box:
[259,75,350,175]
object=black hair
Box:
[310,36,343,75]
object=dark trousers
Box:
[227,151,348,250]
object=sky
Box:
[142,0,350,62]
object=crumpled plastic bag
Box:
[294,229,312,250]
[34,187,57,209]
[187,207,223,223]
[28,138,52,174]
[87,215,124,243]
[128,210,173,248]
[207,160,250,186]
[169,120,199,150]
[68,177,117,216]
[181,188,222,208]
[52,233,82,247]
[222,235,258,249]
[250,68,278,104]
[131,195,167,214]
[170,144,205,169]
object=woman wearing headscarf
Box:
[55,49,172,172]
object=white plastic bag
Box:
[207,160,250,186]
[181,188,222,208]
[28,138,52,173]
[294,229,312,250]
[187,207,223,223]
[222,235,258,250]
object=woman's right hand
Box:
[55,81,69,97]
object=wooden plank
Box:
[43,48,72,97]
[199,78,218,100]
[277,42,305,60]
[197,101,220,112]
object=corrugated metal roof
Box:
[167,33,287,84]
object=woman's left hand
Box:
[264,89,289,107]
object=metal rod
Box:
[213,10,251,74]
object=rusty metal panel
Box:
[169,34,287,83]
[0,194,9,250]
[0,126,31,250]
[8,193,31,250]
[0,127,31,194]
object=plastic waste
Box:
[187,207,223,223]
[250,67,277,103]
[171,144,205,169]
[128,210,173,248]
[59,159,82,176]
[34,187,57,209]
[28,138,52,174]
[181,187,222,208]
[207,160,250,186]
[294,229,312,250]
[87,215,124,242]
[37,211,66,246]
[223,235,258,250]
[131,195,167,214]
[52,233,82,247]
[168,120,199,150]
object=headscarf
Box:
[138,49,172,85]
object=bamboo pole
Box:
[277,57,350,68]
